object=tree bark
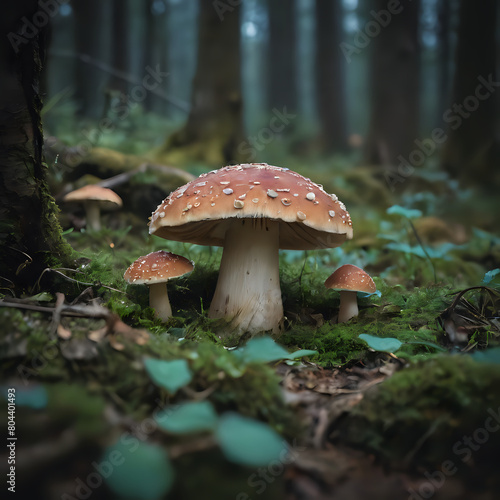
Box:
[159,0,247,166]
[314,0,347,152]
[364,0,421,166]
[267,0,298,114]
[0,0,72,291]
[441,0,499,189]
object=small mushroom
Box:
[325,264,376,323]
[63,185,122,231]
[123,251,194,322]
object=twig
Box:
[35,268,125,294]
[0,299,115,320]
[407,219,436,283]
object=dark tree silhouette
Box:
[441,0,499,189]
[73,0,105,118]
[314,0,347,152]
[364,0,421,166]
[267,0,298,113]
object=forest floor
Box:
[1,139,500,499]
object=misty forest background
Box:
[43,0,499,190]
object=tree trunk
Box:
[436,0,451,121]
[107,0,130,96]
[364,0,421,167]
[314,0,347,152]
[267,0,298,114]
[142,0,169,114]
[441,0,499,189]
[73,0,105,118]
[0,1,72,291]
[159,0,247,166]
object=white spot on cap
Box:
[329,210,335,218]
[297,211,306,221]
[220,181,230,185]
[238,193,247,199]
[267,189,278,198]
[306,192,315,201]
[234,200,244,209]
[281,198,291,206]
[252,198,259,203]
[223,188,233,195]
[253,181,261,185]
[159,212,165,218]
[195,181,207,187]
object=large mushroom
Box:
[325,264,376,323]
[149,163,353,335]
[124,250,194,321]
[63,185,122,231]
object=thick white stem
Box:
[84,201,101,231]
[338,290,359,323]
[209,219,283,335]
[149,282,172,322]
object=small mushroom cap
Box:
[325,264,376,293]
[63,185,123,209]
[123,251,194,285]
[149,163,353,250]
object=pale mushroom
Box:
[63,185,123,231]
[149,163,353,335]
[325,264,376,323]
[124,250,194,322]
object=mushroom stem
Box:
[338,290,359,323]
[209,218,283,335]
[84,201,101,231]
[149,282,172,322]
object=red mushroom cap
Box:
[325,264,376,293]
[124,251,194,285]
[149,163,353,250]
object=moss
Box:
[336,355,500,476]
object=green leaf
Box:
[471,347,500,364]
[287,349,318,360]
[102,440,174,500]
[482,268,500,285]
[155,401,218,434]
[216,413,287,467]
[144,358,192,394]
[386,205,422,219]
[232,337,317,364]
[359,334,402,353]
[0,385,48,409]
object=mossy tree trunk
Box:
[159,0,248,166]
[440,0,499,189]
[0,0,71,291]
